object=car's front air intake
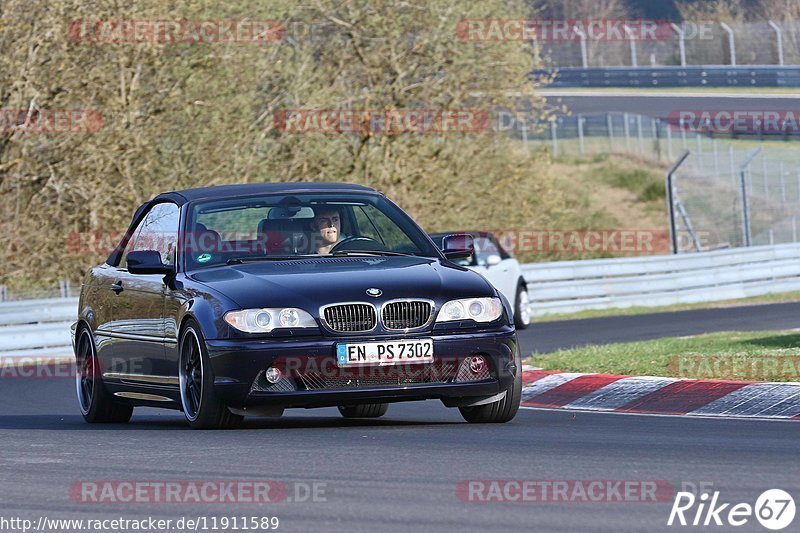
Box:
[323,303,377,332]
[382,300,433,330]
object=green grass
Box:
[527,330,800,382]
[534,291,800,322]
[594,165,665,202]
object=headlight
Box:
[435,297,502,323]
[224,308,317,333]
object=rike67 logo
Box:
[668,489,795,530]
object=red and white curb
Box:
[521,368,800,420]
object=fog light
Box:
[265,367,282,384]
[455,355,491,382]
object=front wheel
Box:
[75,327,133,424]
[338,403,388,418]
[179,321,243,429]
[514,284,531,329]
[459,345,522,423]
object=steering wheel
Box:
[329,236,388,253]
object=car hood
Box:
[189,256,495,312]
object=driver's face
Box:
[313,210,341,245]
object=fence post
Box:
[719,22,737,66]
[729,145,735,179]
[550,120,559,157]
[573,25,589,68]
[636,115,644,153]
[695,135,703,171]
[712,138,719,176]
[768,21,785,66]
[740,148,762,247]
[671,23,687,67]
[651,119,660,159]
[623,113,632,151]
[666,119,674,160]
[797,168,800,201]
[680,118,687,151]
[780,161,786,203]
[666,150,691,254]
[606,113,615,152]
[0,285,6,302]
[577,114,585,154]
[623,24,638,67]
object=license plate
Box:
[336,339,434,367]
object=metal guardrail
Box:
[535,66,800,88]
[5,243,800,356]
[523,243,800,316]
[0,298,77,359]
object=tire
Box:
[75,327,133,424]
[459,344,522,424]
[514,283,531,330]
[338,403,389,418]
[179,320,243,429]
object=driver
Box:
[311,207,343,254]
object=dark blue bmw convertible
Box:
[73,182,521,428]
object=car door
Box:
[108,202,179,381]
[471,234,517,304]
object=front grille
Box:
[323,303,377,333]
[382,300,433,330]
[297,361,458,391]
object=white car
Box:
[429,231,530,329]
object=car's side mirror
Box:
[127,250,173,275]
[485,254,502,267]
[441,234,474,260]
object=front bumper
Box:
[206,326,517,409]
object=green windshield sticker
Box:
[196,253,212,263]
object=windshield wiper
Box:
[226,255,318,265]
[328,250,415,257]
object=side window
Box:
[122,203,180,268]
[474,235,501,266]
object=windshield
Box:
[184,192,439,269]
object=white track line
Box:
[563,376,679,411]
[520,372,586,401]
[519,405,799,422]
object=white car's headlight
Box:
[436,297,503,323]
[224,308,317,333]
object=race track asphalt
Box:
[542,91,800,119]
